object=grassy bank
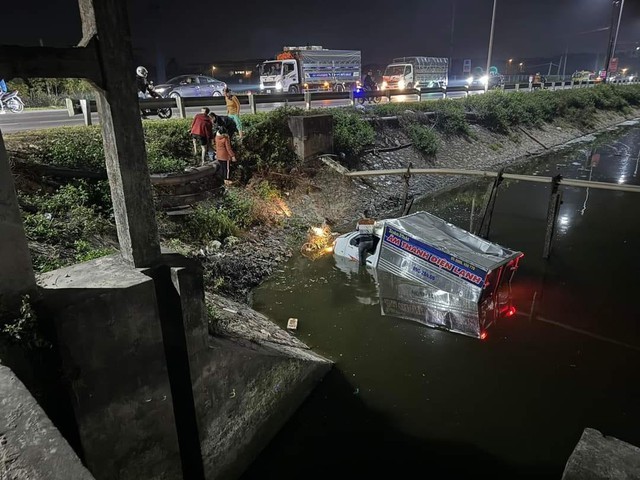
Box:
[7,84,640,280]
[8,85,640,177]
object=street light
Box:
[485,0,498,90]
[604,0,625,81]
[211,65,217,76]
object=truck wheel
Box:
[288,86,299,93]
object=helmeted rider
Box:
[136,66,153,97]
[363,71,376,91]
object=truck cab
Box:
[382,57,448,90]
[259,60,300,94]
[382,63,413,90]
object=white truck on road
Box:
[381,56,449,90]
[259,46,361,94]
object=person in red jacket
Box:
[190,107,213,166]
[214,125,236,184]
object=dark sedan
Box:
[153,75,227,98]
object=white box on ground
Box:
[287,318,298,330]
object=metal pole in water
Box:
[401,162,412,215]
[543,175,563,259]
[476,168,504,239]
[470,196,476,232]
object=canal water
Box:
[244,125,640,479]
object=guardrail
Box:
[66,78,640,125]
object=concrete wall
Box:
[0,364,95,480]
[288,115,333,161]
[200,294,332,479]
[562,428,640,480]
[0,132,35,312]
[38,255,183,480]
[33,253,331,480]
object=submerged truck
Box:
[333,211,523,339]
[259,46,361,94]
[381,56,449,90]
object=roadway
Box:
[0,93,469,134]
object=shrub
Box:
[147,156,189,174]
[73,240,115,263]
[1,295,49,349]
[371,99,442,117]
[236,107,301,177]
[183,202,239,243]
[464,92,511,133]
[222,189,256,228]
[254,180,281,201]
[39,126,105,170]
[331,108,375,157]
[617,85,640,106]
[143,119,193,164]
[371,102,412,116]
[21,183,113,245]
[8,120,194,175]
[406,123,439,156]
[431,99,470,135]
[19,183,115,273]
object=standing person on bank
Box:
[190,107,213,166]
[224,87,243,139]
[214,126,236,184]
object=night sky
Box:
[4,0,640,67]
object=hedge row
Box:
[7,85,640,176]
[373,84,640,135]
[6,106,374,176]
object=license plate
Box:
[266,89,272,94]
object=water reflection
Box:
[333,256,380,306]
[249,125,640,479]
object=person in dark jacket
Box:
[208,112,238,138]
[363,70,376,90]
[190,107,213,166]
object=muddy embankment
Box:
[202,108,640,302]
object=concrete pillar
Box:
[80,98,92,125]
[175,95,186,118]
[248,93,256,114]
[79,0,161,268]
[38,255,184,480]
[287,115,333,161]
[65,97,76,117]
[304,90,311,111]
[0,130,36,311]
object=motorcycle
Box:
[355,84,381,105]
[139,83,172,119]
[0,90,25,113]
